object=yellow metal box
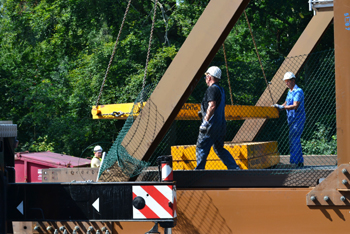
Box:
[171,141,280,170]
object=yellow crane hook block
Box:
[91,103,279,120]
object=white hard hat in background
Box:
[206,66,222,79]
[94,145,103,152]
[283,72,296,80]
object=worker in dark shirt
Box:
[195,66,239,170]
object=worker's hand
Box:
[272,104,284,110]
[199,120,210,134]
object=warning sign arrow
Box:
[92,198,99,212]
[17,201,23,215]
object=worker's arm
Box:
[204,101,216,122]
[200,100,216,134]
[284,101,300,111]
[275,100,300,111]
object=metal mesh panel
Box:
[156,49,336,178]
[98,86,154,179]
[99,49,336,185]
[256,50,336,167]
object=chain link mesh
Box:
[99,49,336,185]
[98,85,155,179]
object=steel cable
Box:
[244,11,275,105]
[140,0,158,105]
[95,0,133,107]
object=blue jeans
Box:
[195,131,238,169]
[289,120,305,164]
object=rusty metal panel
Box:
[334,0,350,165]
[173,188,350,234]
[120,0,251,161]
[42,168,99,182]
[110,188,350,233]
[232,9,334,142]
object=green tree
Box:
[0,0,334,157]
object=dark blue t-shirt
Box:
[201,84,221,115]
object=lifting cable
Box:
[222,43,234,105]
[243,11,275,105]
[95,0,158,108]
[95,0,132,107]
[141,0,158,105]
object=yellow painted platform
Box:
[91,103,279,120]
[171,141,280,170]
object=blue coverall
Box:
[286,84,306,164]
[195,84,239,169]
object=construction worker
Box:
[91,145,103,168]
[195,66,239,170]
[274,72,306,167]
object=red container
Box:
[14,151,91,183]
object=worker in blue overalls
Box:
[274,72,306,167]
[195,66,239,170]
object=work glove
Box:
[199,120,210,134]
[272,104,284,110]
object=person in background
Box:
[91,145,103,168]
[274,71,306,167]
[195,66,240,170]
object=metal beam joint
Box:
[307,164,350,206]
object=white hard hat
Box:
[283,72,296,80]
[94,145,102,152]
[206,66,222,79]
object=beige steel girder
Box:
[120,0,251,161]
[334,0,350,165]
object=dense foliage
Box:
[301,123,337,155]
[0,0,334,157]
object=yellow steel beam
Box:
[91,103,279,120]
[91,103,145,120]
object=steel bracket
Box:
[307,163,350,206]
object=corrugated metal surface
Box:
[0,123,17,137]
[15,152,90,168]
[14,152,91,183]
